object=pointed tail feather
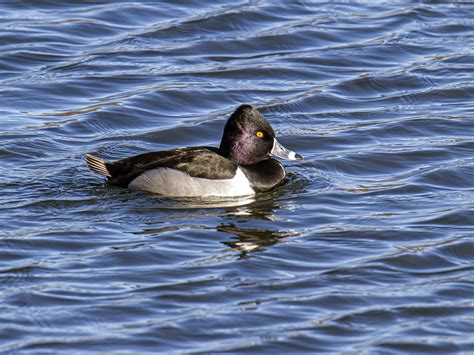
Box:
[85,154,112,177]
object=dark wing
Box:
[105,147,238,187]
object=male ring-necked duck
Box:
[85,104,302,197]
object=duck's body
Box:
[85,105,301,197]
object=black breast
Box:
[240,159,286,192]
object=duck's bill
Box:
[270,139,303,161]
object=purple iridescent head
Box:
[218,105,302,165]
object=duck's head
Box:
[218,104,303,165]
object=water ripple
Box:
[1,1,474,353]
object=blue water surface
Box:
[1,1,474,352]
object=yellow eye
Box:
[256,131,264,138]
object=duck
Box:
[85,104,302,197]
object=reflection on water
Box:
[220,224,298,257]
[219,199,297,257]
[135,197,299,258]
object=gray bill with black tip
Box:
[270,139,303,160]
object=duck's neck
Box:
[218,136,232,159]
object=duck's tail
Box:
[85,154,112,177]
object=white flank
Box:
[128,167,255,197]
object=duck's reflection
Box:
[218,223,297,258]
[133,193,299,258]
[217,199,299,258]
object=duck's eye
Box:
[256,131,264,138]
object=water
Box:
[1,1,474,352]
